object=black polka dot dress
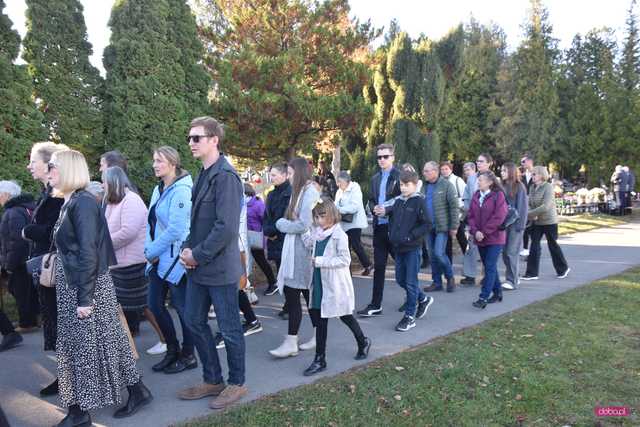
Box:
[55,260,141,411]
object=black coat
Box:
[387,193,429,253]
[185,156,243,287]
[0,194,36,271]
[55,190,117,307]
[262,181,292,261]
[368,167,401,227]
[23,186,64,257]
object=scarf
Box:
[276,184,309,294]
[312,224,338,243]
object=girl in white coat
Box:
[301,197,371,376]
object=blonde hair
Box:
[532,165,550,181]
[311,196,341,226]
[52,150,90,194]
[31,141,70,163]
[154,146,183,174]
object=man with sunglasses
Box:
[357,143,401,317]
[178,116,247,409]
[519,155,534,257]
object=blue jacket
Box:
[145,173,193,284]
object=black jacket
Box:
[55,190,117,307]
[368,167,401,227]
[185,155,243,287]
[387,193,430,253]
[262,181,292,261]
[0,194,36,271]
[23,186,64,257]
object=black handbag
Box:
[500,205,520,230]
[341,213,354,223]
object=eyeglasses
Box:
[377,154,393,160]
[186,135,213,143]
[47,162,57,172]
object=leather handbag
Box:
[26,242,57,288]
[341,213,354,223]
[499,205,520,230]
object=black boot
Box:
[355,337,371,360]
[487,293,503,303]
[163,351,198,374]
[40,378,59,396]
[152,343,179,372]
[303,353,327,376]
[113,380,153,418]
[56,405,91,427]
[472,298,488,309]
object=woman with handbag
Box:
[245,183,277,292]
[145,146,197,374]
[500,163,529,290]
[23,141,69,397]
[48,150,152,426]
[467,171,508,309]
[334,172,372,276]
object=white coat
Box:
[302,226,355,318]
[334,181,368,232]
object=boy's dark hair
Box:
[101,150,128,173]
[244,183,256,197]
[399,169,419,184]
[376,143,395,154]
[270,162,288,175]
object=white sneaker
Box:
[269,335,299,358]
[501,282,515,290]
[557,268,571,279]
[519,249,530,257]
[146,341,167,355]
[299,334,316,351]
[208,305,216,319]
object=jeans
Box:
[0,309,14,336]
[346,228,371,269]
[8,266,39,328]
[185,281,245,385]
[250,248,276,285]
[308,309,365,355]
[502,225,524,287]
[478,244,503,300]
[525,224,569,277]
[148,268,194,354]
[425,230,454,286]
[371,224,394,308]
[463,234,479,278]
[394,248,425,317]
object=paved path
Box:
[2,221,640,427]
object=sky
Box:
[4,0,633,76]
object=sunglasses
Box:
[377,154,393,160]
[47,162,57,172]
[186,135,213,143]
[521,159,527,164]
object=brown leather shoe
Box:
[209,384,248,409]
[178,382,226,400]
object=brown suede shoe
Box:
[178,382,226,400]
[208,384,248,409]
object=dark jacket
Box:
[55,190,117,307]
[185,155,243,287]
[23,186,64,257]
[387,193,429,253]
[521,172,534,194]
[263,181,292,261]
[368,167,401,227]
[468,190,508,247]
[0,194,36,271]
[420,177,460,233]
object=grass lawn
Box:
[557,212,636,235]
[182,267,640,427]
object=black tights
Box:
[238,289,257,323]
[309,308,365,355]
[283,286,310,335]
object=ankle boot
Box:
[487,293,503,303]
[113,380,153,418]
[299,331,316,351]
[355,337,371,360]
[152,343,179,372]
[40,378,59,396]
[303,353,327,376]
[56,405,91,427]
[269,335,298,358]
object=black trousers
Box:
[523,227,530,250]
[525,224,569,277]
[238,289,257,323]
[309,308,365,355]
[251,248,276,285]
[284,286,310,335]
[345,228,371,269]
[8,266,39,328]
[0,309,14,336]
[371,224,393,308]
[446,222,468,262]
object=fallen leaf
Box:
[515,394,523,401]
[521,334,534,338]
[394,366,405,371]
[483,376,490,383]
[349,384,356,394]
[394,394,402,401]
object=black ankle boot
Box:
[56,405,91,427]
[113,380,153,418]
[303,353,327,376]
[472,298,488,309]
[163,352,198,374]
[152,344,179,372]
[40,378,59,396]
[487,293,503,303]
[355,337,371,360]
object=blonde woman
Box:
[48,150,152,426]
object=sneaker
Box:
[243,320,263,336]
[501,282,515,290]
[356,304,382,317]
[14,325,39,334]
[423,284,444,292]
[557,268,571,279]
[460,276,476,286]
[395,316,416,332]
[209,384,248,409]
[415,296,434,319]
[446,277,456,293]
[277,309,289,320]
[146,341,167,355]
[208,306,216,319]
[263,284,278,296]
[214,333,225,349]
[0,332,23,352]
[360,266,373,276]
[178,382,226,400]
[520,275,539,281]
[519,249,530,257]
[397,302,406,312]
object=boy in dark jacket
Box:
[386,170,434,332]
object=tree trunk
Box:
[286,145,296,161]
[331,143,341,177]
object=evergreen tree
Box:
[0,0,46,192]
[104,0,210,197]
[22,0,103,161]
[620,0,640,92]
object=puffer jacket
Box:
[527,182,558,226]
[263,181,292,261]
[0,194,36,271]
[420,177,460,233]
[335,181,368,231]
